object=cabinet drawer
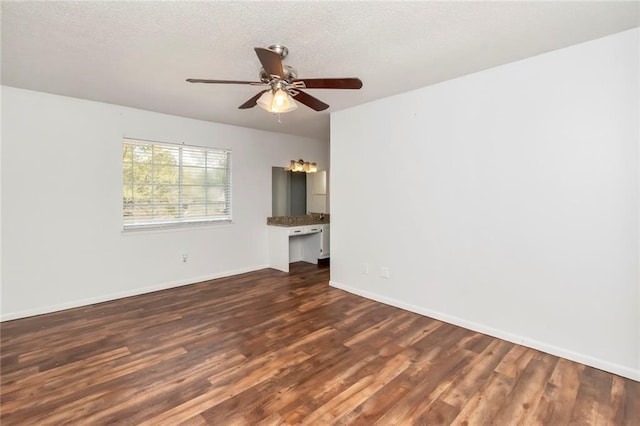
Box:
[288,225,321,236]
[288,227,306,235]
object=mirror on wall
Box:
[272,167,328,216]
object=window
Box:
[122,139,231,229]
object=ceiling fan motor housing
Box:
[268,44,289,59]
[260,65,298,83]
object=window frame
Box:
[122,138,232,231]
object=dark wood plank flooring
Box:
[1,262,638,424]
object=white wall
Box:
[1,86,328,320]
[330,28,639,380]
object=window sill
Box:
[121,220,234,235]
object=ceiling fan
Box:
[186,45,363,113]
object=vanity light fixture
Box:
[289,159,317,173]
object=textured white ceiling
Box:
[2,1,639,141]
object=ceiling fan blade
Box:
[187,78,262,85]
[291,78,363,90]
[254,47,285,79]
[238,90,268,109]
[292,90,329,111]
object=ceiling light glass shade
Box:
[272,88,290,110]
[257,89,298,113]
[256,90,273,111]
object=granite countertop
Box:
[267,213,330,227]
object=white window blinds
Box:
[123,139,232,229]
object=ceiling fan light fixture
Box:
[187,45,362,113]
[257,88,297,113]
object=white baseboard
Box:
[1,264,269,322]
[330,280,640,382]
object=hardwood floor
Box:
[1,262,638,425]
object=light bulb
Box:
[272,89,289,110]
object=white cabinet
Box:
[306,171,328,214]
[268,224,329,272]
[319,224,330,259]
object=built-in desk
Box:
[268,224,329,272]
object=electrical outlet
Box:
[362,263,369,274]
[182,254,188,263]
[380,267,390,278]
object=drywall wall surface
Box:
[1,86,328,319]
[331,28,639,380]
